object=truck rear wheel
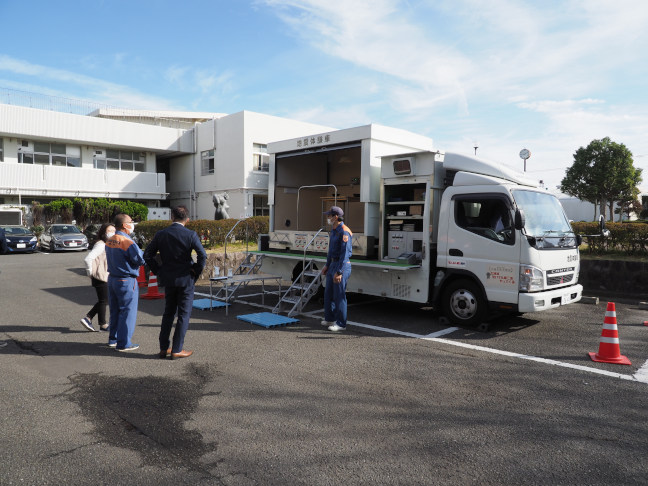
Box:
[441,279,486,327]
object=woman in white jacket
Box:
[81,223,115,331]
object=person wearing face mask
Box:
[80,223,115,332]
[320,206,353,332]
[105,213,145,352]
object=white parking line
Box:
[193,293,645,384]
[634,360,648,384]
[348,320,644,384]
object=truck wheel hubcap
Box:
[449,289,477,320]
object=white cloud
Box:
[165,65,189,85]
[0,54,178,110]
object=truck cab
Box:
[433,154,582,325]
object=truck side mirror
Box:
[576,234,583,246]
[514,209,525,230]
[599,215,610,237]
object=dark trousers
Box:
[87,278,108,325]
[160,282,195,353]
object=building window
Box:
[201,150,215,176]
[0,138,3,162]
[253,194,269,216]
[94,148,146,171]
[253,143,269,172]
[18,141,80,167]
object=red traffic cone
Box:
[140,274,165,300]
[137,266,147,287]
[588,302,631,365]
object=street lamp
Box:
[519,148,531,172]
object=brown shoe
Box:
[171,349,193,360]
[158,348,171,359]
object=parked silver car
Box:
[39,224,88,252]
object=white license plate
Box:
[17,243,26,248]
[68,242,78,247]
[561,293,570,305]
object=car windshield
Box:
[512,189,573,237]
[52,225,81,234]
[3,227,30,235]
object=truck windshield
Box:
[512,189,573,238]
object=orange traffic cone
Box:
[137,266,147,287]
[140,274,165,300]
[588,302,631,365]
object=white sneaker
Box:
[328,324,346,332]
[321,320,334,326]
[80,317,96,332]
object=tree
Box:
[615,192,643,221]
[560,137,643,221]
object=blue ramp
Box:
[192,298,229,310]
[237,312,299,329]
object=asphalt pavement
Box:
[1,250,647,485]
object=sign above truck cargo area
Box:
[296,134,332,148]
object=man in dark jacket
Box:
[144,206,206,360]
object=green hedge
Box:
[135,216,269,249]
[571,221,648,255]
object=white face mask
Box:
[105,231,115,239]
[327,218,333,226]
[123,223,134,235]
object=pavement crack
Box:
[48,441,102,458]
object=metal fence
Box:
[0,87,197,129]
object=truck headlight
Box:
[519,265,544,292]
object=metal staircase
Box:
[273,229,325,317]
[273,259,322,317]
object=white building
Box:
[557,191,648,222]
[166,111,334,220]
[0,101,331,223]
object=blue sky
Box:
[1,0,647,191]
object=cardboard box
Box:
[409,205,422,216]
[413,188,426,201]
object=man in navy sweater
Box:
[144,206,206,360]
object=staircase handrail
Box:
[300,228,324,299]
[224,218,249,276]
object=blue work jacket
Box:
[326,223,353,275]
[105,231,145,278]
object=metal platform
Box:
[192,298,229,310]
[236,312,299,329]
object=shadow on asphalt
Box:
[63,363,219,475]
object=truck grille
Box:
[547,274,574,286]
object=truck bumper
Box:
[518,284,583,313]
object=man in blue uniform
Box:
[321,206,353,332]
[144,205,206,360]
[105,213,145,352]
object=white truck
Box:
[253,124,583,327]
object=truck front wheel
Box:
[441,279,486,327]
